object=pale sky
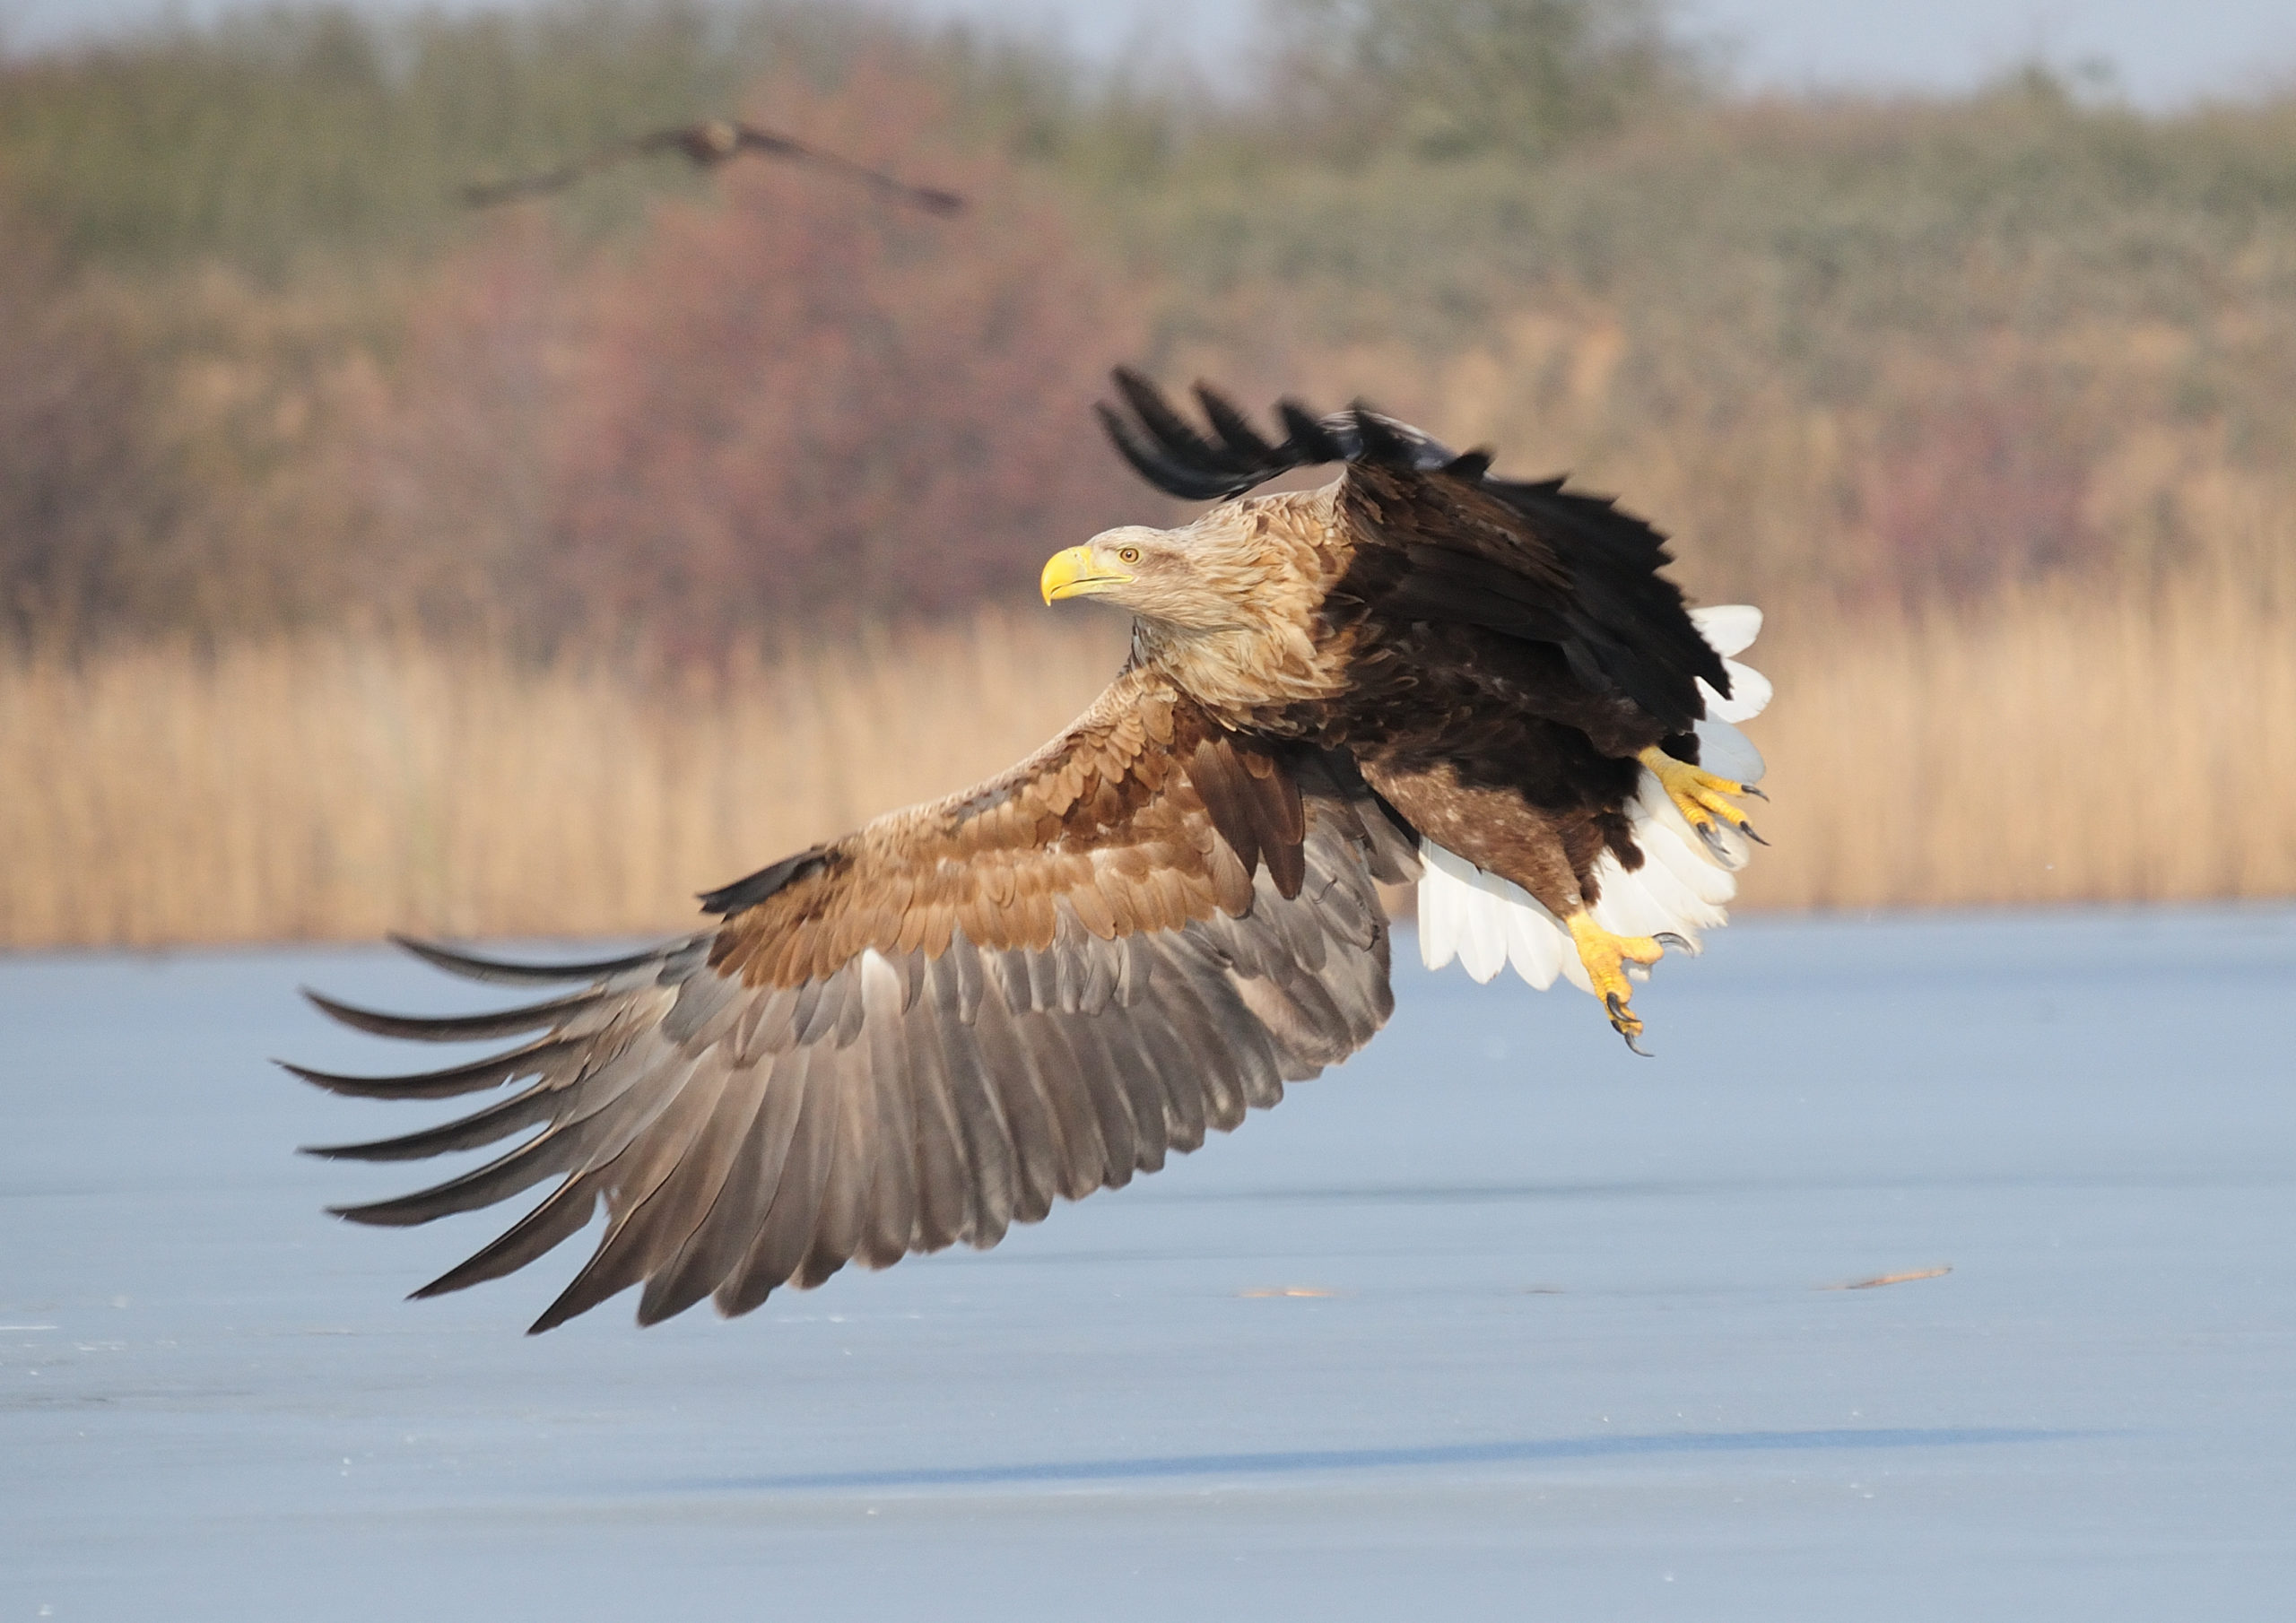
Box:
[4,0,2293,109]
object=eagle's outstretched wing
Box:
[722,124,964,215]
[293,668,1415,1332]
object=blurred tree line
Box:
[4,0,2296,658]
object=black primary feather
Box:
[301,985,604,1044]
[699,847,836,916]
[1192,384,1280,466]
[1100,372,1466,502]
[390,934,673,986]
[1095,404,1239,501]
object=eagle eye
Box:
[1118,545,1142,565]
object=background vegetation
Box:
[3,0,2292,944]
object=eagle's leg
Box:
[1638,745,1764,860]
[1359,757,1680,1051]
[1564,911,1667,1055]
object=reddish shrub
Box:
[354,213,578,642]
[0,220,168,648]
[543,61,1151,657]
[1857,372,2095,601]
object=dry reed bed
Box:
[1739,582,2296,910]
[3,587,2290,950]
[0,612,1126,949]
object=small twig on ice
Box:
[1822,1264,1952,1291]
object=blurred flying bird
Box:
[294,372,1772,1332]
[459,117,965,214]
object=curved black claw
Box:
[1739,820,1770,846]
[1741,785,1770,802]
[1604,993,1653,1057]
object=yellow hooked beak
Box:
[1039,545,1132,604]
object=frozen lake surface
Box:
[4,907,2294,1619]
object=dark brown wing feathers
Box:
[1099,370,1728,736]
[301,670,1414,1331]
[1187,733,1308,904]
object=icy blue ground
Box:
[4,907,2294,1620]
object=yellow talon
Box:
[1567,911,1667,1055]
[1638,745,1764,858]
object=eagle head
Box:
[1039,508,1291,634]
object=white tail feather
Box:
[1415,844,1464,974]
[1690,604,1771,727]
[1689,603,1761,657]
[1693,716,1765,785]
[1413,602,1769,1005]
[1698,661,1771,725]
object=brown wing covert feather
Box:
[293,668,1418,1332]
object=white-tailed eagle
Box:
[294,372,1771,1332]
